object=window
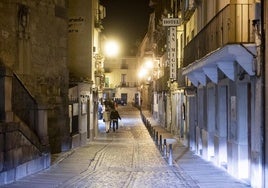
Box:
[121,74,126,86]
[121,59,128,69]
[105,77,109,87]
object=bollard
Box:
[159,135,162,152]
[163,139,167,158]
[168,144,173,166]
[153,129,155,140]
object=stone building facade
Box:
[0,0,69,184]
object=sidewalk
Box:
[141,110,251,188]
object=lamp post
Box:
[138,58,156,83]
[104,40,120,58]
[137,57,157,110]
[102,39,120,100]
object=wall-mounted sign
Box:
[163,18,181,26]
[168,27,177,80]
[81,102,87,115]
[68,16,85,33]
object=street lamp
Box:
[138,68,148,79]
[102,39,120,100]
[145,60,153,69]
[137,58,154,81]
[104,40,120,58]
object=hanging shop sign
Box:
[168,27,177,80]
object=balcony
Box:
[182,0,196,21]
[183,4,255,68]
[117,82,138,88]
[155,67,169,92]
[94,19,103,30]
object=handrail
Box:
[0,64,46,154]
[0,122,46,154]
[12,73,38,132]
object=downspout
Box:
[261,0,266,186]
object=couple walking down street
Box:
[103,107,121,133]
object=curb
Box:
[50,149,76,166]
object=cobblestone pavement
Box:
[1,105,250,188]
[60,107,198,188]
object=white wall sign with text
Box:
[168,27,177,80]
[163,18,181,26]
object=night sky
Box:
[100,0,153,56]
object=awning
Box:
[182,44,256,86]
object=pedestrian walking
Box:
[110,108,121,132]
[103,107,111,133]
[98,101,103,120]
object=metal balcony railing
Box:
[183,4,255,67]
[155,67,169,92]
[182,0,196,21]
[118,82,138,88]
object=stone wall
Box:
[0,122,50,185]
[1,123,40,171]
[0,0,70,153]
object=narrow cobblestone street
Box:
[59,108,198,188]
[2,105,250,188]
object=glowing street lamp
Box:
[138,58,154,81]
[145,60,153,69]
[104,40,120,57]
[138,68,148,79]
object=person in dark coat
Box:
[110,108,121,132]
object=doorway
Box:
[217,85,228,168]
[121,93,127,105]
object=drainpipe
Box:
[261,0,266,186]
[252,1,266,186]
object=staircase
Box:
[0,65,50,185]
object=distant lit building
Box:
[103,56,139,106]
